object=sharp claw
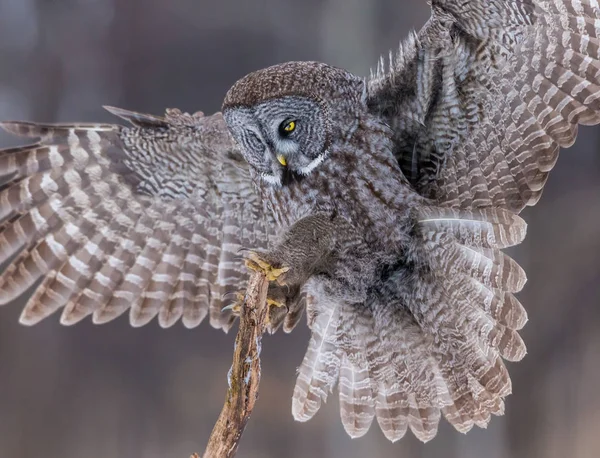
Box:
[267,298,286,308]
[244,258,262,272]
[221,292,245,315]
[246,252,271,271]
[221,303,238,313]
[271,266,290,281]
[244,251,290,283]
[222,291,241,301]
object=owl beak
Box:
[276,154,287,167]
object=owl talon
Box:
[265,297,289,331]
[222,290,286,318]
[221,292,246,315]
[244,251,290,284]
[267,297,286,308]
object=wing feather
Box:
[368,0,600,212]
[0,108,276,330]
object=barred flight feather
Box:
[0,109,277,330]
[369,0,600,213]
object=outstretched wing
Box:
[296,0,600,441]
[0,107,275,331]
[368,0,600,212]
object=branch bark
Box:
[197,270,270,458]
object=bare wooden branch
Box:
[199,270,270,458]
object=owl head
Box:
[222,61,366,186]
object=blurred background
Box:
[0,1,599,457]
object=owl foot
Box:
[244,251,290,284]
[267,297,286,308]
[266,296,289,332]
[221,290,286,317]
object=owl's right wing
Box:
[0,107,275,331]
[368,0,600,212]
[318,0,600,442]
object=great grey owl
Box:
[0,0,598,443]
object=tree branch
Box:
[196,270,270,458]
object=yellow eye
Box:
[279,120,296,136]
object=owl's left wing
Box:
[0,107,275,331]
[368,0,600,212]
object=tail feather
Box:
[292,292,342,422]
[374,378,409,442]
[371,300,450,442]
[407,401,441,442]
[367,307,411,442]
[338,354,375,438]
[382,308,447,442]
[292,204,528,441]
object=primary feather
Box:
[368,0,600,212]
[0,109,276,331]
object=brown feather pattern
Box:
[1,0,599,446]
[296,0,600,439]
[0,109,276,330]
[369,0,600,213]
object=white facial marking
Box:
[261,173,282,187]
[298,150,328,176]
